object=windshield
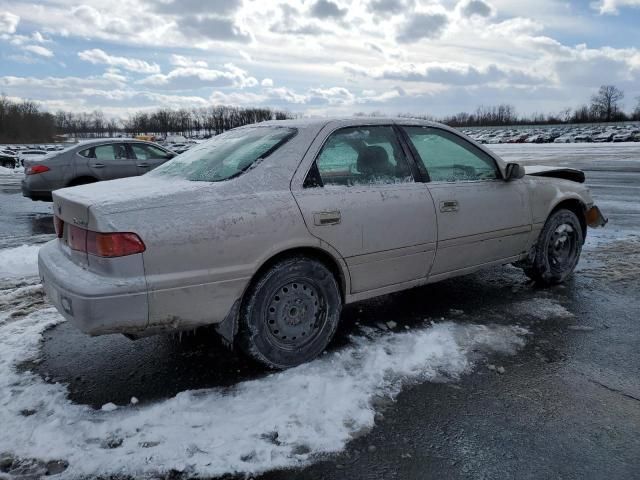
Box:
[150,126,296,182]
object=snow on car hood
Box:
[524,165,585,183]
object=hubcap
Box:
[547,223,577,271]
[265,280,326,350]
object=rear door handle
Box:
[440,200,458,212]
[91,163,105,168]
[313,210,341,226]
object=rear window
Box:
[150,126,296,182]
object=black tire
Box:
[237,256,342,369]
[522,209,583,285]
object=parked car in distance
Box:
[39,118,607,369]
[165,134,187,144]
[166,142,191,154]
[0,151,18,168]
[21,139,176,201]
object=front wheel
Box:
[237,256,342,369]
[522,209,584,285]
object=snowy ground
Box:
[0,143,639,479]
[0,243,532,478]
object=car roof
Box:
[255,116,444,130]
[63,138,164,151]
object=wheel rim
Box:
[547,223,578,273]
[264,279,327,351]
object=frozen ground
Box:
[0,143,639,479]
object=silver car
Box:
[38,118,607,368]
[21,139,176,201]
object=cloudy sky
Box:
[0,0,639,118]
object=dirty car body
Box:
[39,118,606,368]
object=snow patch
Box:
[0,164,23,174]
[511,298,574,320]
[0,308,528,478]
[0,245,41,279]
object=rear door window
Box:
[311,126,413,187]
[78,148,94,158]
[93,144,128,161]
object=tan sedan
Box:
[38,118,606,368]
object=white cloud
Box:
[1,0,640,117]
[170,54,208,68]
[139,63,258,90]
[310,0,348,19]
[71,5,101,26]
[22,44,54,58]
[396,11,449,43]
[78,49,161,74]
[176,15,252,43]
[592,0,640,14]
[209,84,406,108]
[308,86,355,105]
[0,73,125,91]
[340,61,546,86]
[0,11,19,34]
[458,0,495,18]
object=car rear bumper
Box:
[21,179,52,201]
[38,240,149,335]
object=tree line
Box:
[122,106,290,137]
[416,85,640,127]
[0,97,57,143]
[1,85,639,143]
[0,97,293,143]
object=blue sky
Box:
[0,0,639,119]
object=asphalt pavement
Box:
[0,143,639,479]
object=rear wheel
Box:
[237,256,342,369]
[522,209,583,285]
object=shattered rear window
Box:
[149,126,296,182]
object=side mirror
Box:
[505,162,525,181]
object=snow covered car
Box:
[38,118,607,368]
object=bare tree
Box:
[560,107,572,123]
[590,85,624,122]
[633,96,640,121]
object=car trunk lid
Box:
[52,175,210,242]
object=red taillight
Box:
[87,232,146,258]
[25,165,50,175]
[65,224,145,258]
[54,216,64,238]
[67,224,87,252]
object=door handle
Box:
[313,210,341,226]
[137,163,150,167]
[440,200,458,212]
[91,163,105,168]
